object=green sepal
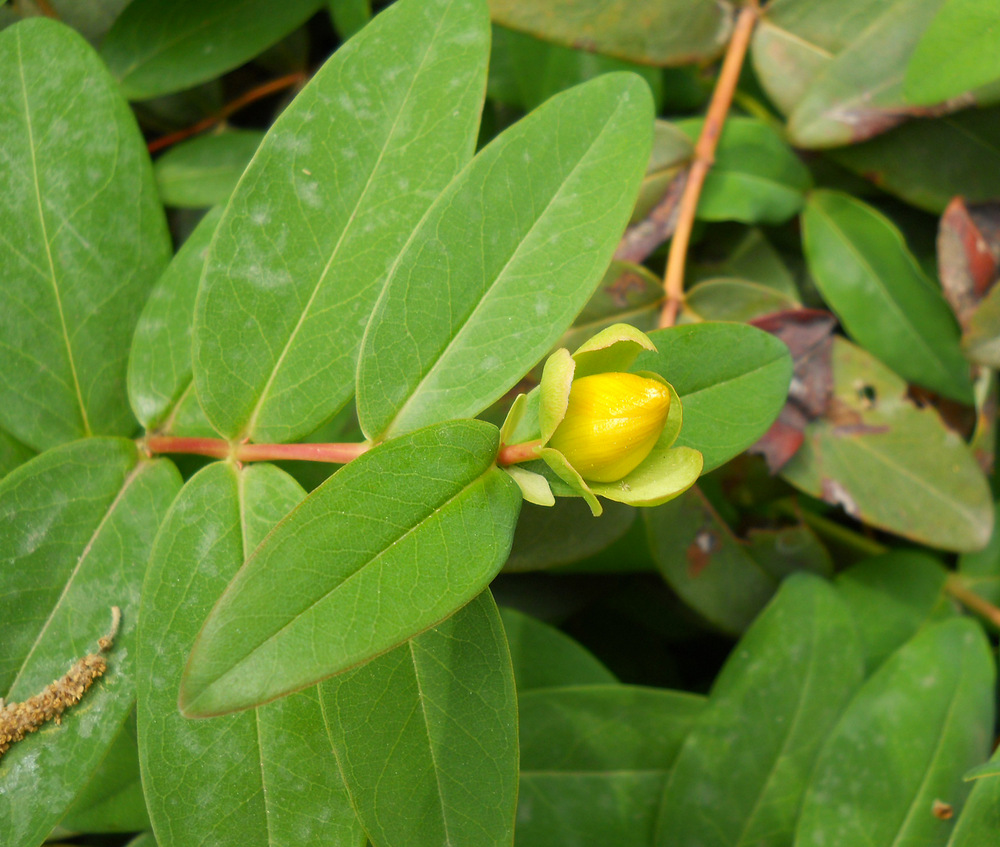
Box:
[503,387,541,445]
[539,447,602,516]
[571,322,658,378]
[588,445,703,507]
[504,465,555,507]
[538,348,575,443]
[500,392,530,445]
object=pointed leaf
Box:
[487,0,733,65]
[518,685,705,847]
[180,420,521,716]
[0,19,171,451]
[153,130,263,208]
[0,438,180,847]
[803,190,973,403]
[499,606,616,690]
[357,72,654,440]
[128,206,223,433]
[950,744,1000,846]
[194,0,490,443]
[137,461,363,847]
[101,0,324,100]
[655,575,865,847]
[796,618,995,846]
[320,591,518,847]
[635,323,793,473]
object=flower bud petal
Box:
[548,372,671,483]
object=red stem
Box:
[497,440,544,467]
[144,436,369,465]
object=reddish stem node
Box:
[497,440,545,467]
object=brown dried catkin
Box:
[0,606,120,759]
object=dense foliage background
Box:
[3,0,1000,846]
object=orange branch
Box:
[658,1,760,328]
[147,72,307,155]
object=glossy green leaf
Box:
[684,277,798,323]
[836,551,951,673]
[634,323,793,473]
[101,0,324,100]
[803,190,973,403]
[674,117,811,224]
[499,606,617,690]
[180,420,521,717]
[59,715,149,835]
[795,618,995,846]
[782,338,993,552]
[655,575,865,847]
[958,500,1000,610]
[153,131,263,208]
[137,460,363,847]
[518,685,705,847]
[128,207,223,434]
[645,486,826,634]
[0,19,171,451]
[194,0,489,443]
[488,0,733,65]
[357,72,653,440]
[0,426,35,481]
[504,498,636,572]
[950,744,1000,846]
[905,0,1000,104]
[320,591,518,847]
[0,438,181,847]
[830,107,1000,214]
[328,0,371,39]
[488,24,663,112]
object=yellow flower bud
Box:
[548,372,671,483]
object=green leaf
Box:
[357,72,654,440]
[153,130,264,208]
[487,0,733,65]
[905,0,1000,104]
[59,715,150,834]
[100,0,324,100]
[803,190,973,403]
[781,338,993,552]
[963,281,1000,368]
[655,574,865,847]
[328,0,371,39]
[320,591,518,847]
[0,19,171,451]
[499,606,617,690]
[180,420,521,717]
[504,498,635,572]
[0,438,181,847]
[674,117,812,224]
[128,207,223,433]
[684,277,799,323]
[950,745,1000,846]
[518,685,705,847]
[194,0,489,443]
[958,500,1000,610]
[836,551,951,673]
[796,618,995,846]
[630,120,693,223]
[829,107,1000,214]
[137,460,364,847]
[634,323,793,474]
[689,227,799,299]
[0,426,35,481]
[645,486,823,634]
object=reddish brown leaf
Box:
[938,198,1000,329]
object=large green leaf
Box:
[781,338,992,552]
[836,551,951,673]
[0,438,180,847]
[674,117,812,224]
[518,685,705,847]
[958,500,1000,610]
[802,190,973,403]
[180,420,521,717]
[128,207,223,434]
[949,743,1000,846]
[357,72,653,440]
[0,427,34,481]
[655,574,865,847]
[153,131,264,208]
[499,606,617,691]
[100,0,324,100]
[0,19,171,452]
[634,324,792,473]
[829,107,1000,214]
[194,0,490,443]
[795,618,995,846]
[487,0,733,65]
[320,591,518,847]
[904,0,1000,105]
[137,461,363,847]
